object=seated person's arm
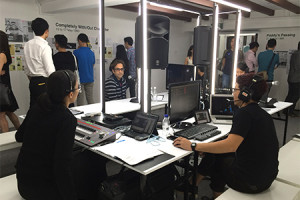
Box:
[173,134,244,153]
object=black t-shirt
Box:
[53,51,76,72]
[230,103,279,185]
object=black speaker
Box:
[135,14,170,69]
[193,26,212,65]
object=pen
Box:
[116,139,125,143]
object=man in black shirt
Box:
[174,73,279,198]
[53,34,76,72]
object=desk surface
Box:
[277,140,300,188]
[263,101,292,115]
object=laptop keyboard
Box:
[174,124,218,139]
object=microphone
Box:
[226,99,241,103]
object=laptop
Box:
[123,112,159,141]
[259,84,277,108]
[210,94,234,124]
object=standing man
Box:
[53,34,76,72]
[73,33,95,105]
[221,38,243,89]
[124,37,136,97]
[244,42,259,73]
[258,39,279,83]
[285,41,300,117]
[23,18,55,108]
[105,60,127,101]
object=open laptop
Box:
[259,84,277,108]
[210,94,234,125]
[123,112,159,141]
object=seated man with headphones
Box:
[173,73,279,198]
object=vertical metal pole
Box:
[140,0,150,113]
[210,3,219,96]
[99,0,105,112]
[232,9,242,89]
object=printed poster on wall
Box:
[5,18,33,42]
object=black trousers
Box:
[285,82,300,113]
[29,76,48,108]
[198,153,273,194]
[127,78,136,97]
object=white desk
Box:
[74,96,168,116]
[277,140,300,188]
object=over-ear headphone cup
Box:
[238,88,251,103]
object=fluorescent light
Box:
[210,0,251,12]
[149,1,199,15]
[211,3,219,95]
[231,10,242,89]
[142,0,148,113]
[99,0,104,111]
[205,11,236,16]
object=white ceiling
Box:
[249,0,300,10]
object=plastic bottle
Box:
[162,114,170,138]
[153,87,157,101]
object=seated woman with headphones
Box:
[173,73,279,198]
[15,70,107,200]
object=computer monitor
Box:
[210,94,234,117]
[166,64,194,89]
[168,81,200,124]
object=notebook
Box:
[210,94,234,124]
[123,112,159,141]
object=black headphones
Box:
[63,71,73,93]
[238,75,263,102]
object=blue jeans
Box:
[222,74,231,88]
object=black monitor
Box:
[166,64,194,89]
[168,81,200,124]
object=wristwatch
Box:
[191,142,197,151]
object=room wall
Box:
[0,0,196,125]
[222,11,300,107]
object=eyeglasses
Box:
[114,68,124,72]
[232,88,240,92]
[75,85,82,93]
[146,134,166,146]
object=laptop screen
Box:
[211,94,234,116]
[131,112,158,134]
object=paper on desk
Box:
[157,140,189,156]
[93,137,163,165]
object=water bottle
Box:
[153,87,157,101]
[162,114,170,138]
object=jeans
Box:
[127,78,136,98]
[77,82,94,106]
[222,74,231,89]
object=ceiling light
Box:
[210,0,251,12]
[149,2,199,15]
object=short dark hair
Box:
[267,39,277,48]
[237,62,249,73]
[109,59,125,72]
[236,73,267,102]
[124,37,133,46]
[77,33,89,43]
[54,34,68,48]
[0,31,12,65]
[249,42,259,49]
[31,18,49,36]
[198,66,204,73]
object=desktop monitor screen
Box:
[168,81,200,124]
[210,94,234,116]
[166,64,194,89]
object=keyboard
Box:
[174,124,217,139]
[194,129,221,141]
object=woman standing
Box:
[184,45,194,66]
[0,30,20,133]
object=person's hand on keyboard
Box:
[173,137,192,151]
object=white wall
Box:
[0,0,196,127]
[222,11,300,106]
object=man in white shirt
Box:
[244,42,259,73]
[24,18,55,107]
